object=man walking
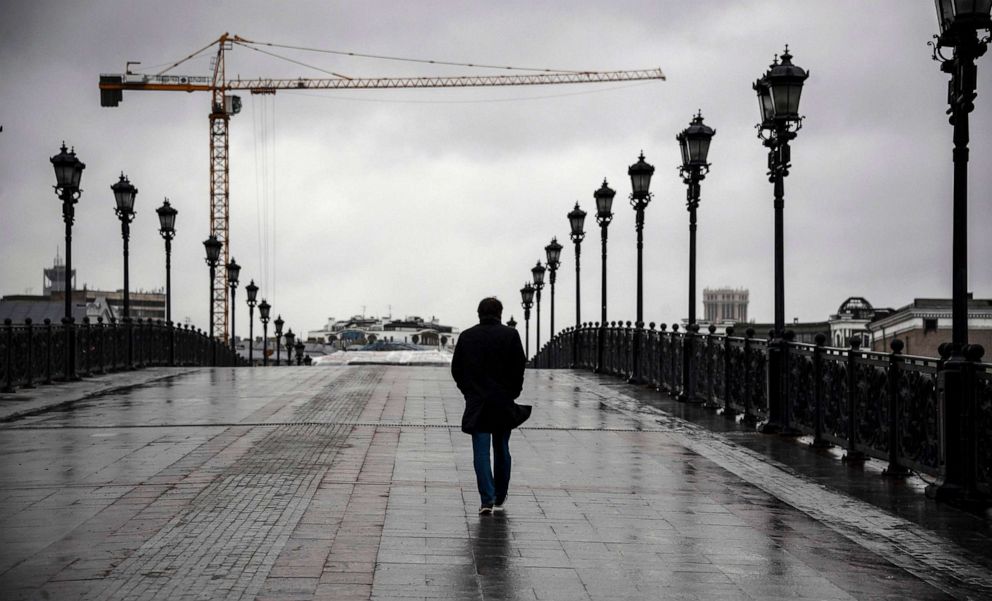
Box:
[452,297,530,515]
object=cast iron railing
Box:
[1,317,243,394]
[534,322,992,496]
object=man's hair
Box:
[477,297,503,319]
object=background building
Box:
[867,296,992,356]
[703,287,748,323]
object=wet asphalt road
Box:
[1,366,990,600]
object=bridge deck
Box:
[1,366,990,600]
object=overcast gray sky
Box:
[1,1,990,347]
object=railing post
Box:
[24,319,35,389]
[95,317,105,374]
[44,318,53,384]
[742,328,758,427]
[2,319,14,393]
[702,325,719,409]
[883,339,910,478]
[811,333,830,448]
[80,317,91,377]
[843,337,866,464]
[723,326,737,417]
[671,324,682,399]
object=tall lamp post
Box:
[594,179,616,373]
[50,144,86,381]
[545,238,562,340]
[203,235,223,366]
[111,173,138,369]
[226,259,241,352]
[520,282,535,359]
[568,203,587,367]
[258,299,271,366]
[245,280,258,365]
[531,261,546,355]
[753,46,809,432]
[156,199,177,365]
[284,328,295,366]
[929,0,991,502]
[274,315,284,366]
[677,112,716,401]
[628,153,655,384]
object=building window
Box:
[923,318,938,333]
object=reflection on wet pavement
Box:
[0,366,989,600]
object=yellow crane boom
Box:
[99,33,666,341]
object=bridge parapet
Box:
[534,322,992,503]
[1,317,243,393]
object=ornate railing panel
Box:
[1,318,245,394]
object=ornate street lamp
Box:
[531,261,546,354]
[273,315,284,366]
[284,328,295,365]
[568,202,587,366]
[928,0,991,502]
[258,299,271,366]
[677,112,716,402]
[51,143,85,380]
[226,259,241,353]
[594,179,616,373]
[520,282,535,358]
[294,340,305,365]
[628,152,655,384]
[111,173,138,369]
[245,279,258,365]
[203,235,223,366]
[156,199,177,365]
[545,238,563,339]
[754,46,809,432]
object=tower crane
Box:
[99,33,666,340]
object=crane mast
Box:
[99,33,666,341]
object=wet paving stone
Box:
[0,366,990,600]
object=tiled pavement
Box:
[1,366,991,600]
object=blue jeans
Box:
[471,431,511,506]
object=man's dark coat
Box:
[451,317,529,434]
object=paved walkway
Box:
[0,366,990,600]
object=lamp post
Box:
[568,203,587,366]
[284,328,295,366]
[531,261,546,356]
[203,235,223,366]
[520,282,535,359]
[627,152,655,384]
[594,179,616,373]
[111,173,138,369]
[928,0,991,502]
[753,46,809,432]
[677,112,716,401]
[156,199,177,365]
[51,143,85,380]
[245,280,258,365]
[226,259,241,352]
[545,238,562,340]
[258,299,271,366]
[274,315,284,366]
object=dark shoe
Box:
[494,497,506,512]
[479,504,494,515]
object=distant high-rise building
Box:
[703,287,748,323]
[43,251,75,295]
